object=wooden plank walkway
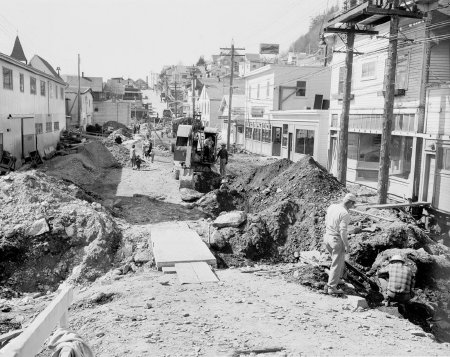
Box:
[151,226,216,268]
[175,262,219,284]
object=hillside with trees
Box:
[289,5,339,54]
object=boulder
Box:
[213,211,247,228]
[134,250,153,264]
[26,218,49,236]
[180,188,204,202]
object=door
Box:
[423,154,435,203]
[272,127,281,156]
[288,132,293,161]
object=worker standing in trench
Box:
[323,193,357,295]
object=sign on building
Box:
[260,43,279,55]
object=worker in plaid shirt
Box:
[377,254,415,306]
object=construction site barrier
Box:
[0,285,73,357]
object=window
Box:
[54,122,60,131]
[55,85,58,98]
[60,87,64,99]
[348,133,359,160]
[296,81,306,96]
[338,67,346,95]
[20,73,24,92]
[295,129,314,155]
[49,82,53,98]
[262,129,271,143]
[40,80,46,96]
[35,123,43,134]
[46,122,52,132]
[282,124,288,134]
[438,147,450,171]
[257,84,260,99]
[384,52,410,90]
[389,136,413,179]
[282,124,288,147]
[3,67,13,90]
[361,61,376,79]
[266,81,270,98]
[245,127,252,139]
[30,77,36,94]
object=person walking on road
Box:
[217,143,228,177]
[130,144,136,169]
[323,193,357,295]
[146,141,154,163]
[377,254,415,306]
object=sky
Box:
[0,0,337,80]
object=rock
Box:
[410,330,426,337]
[134,250,152,264]
[65,224,75,237]
[346,295,368,309]
[26,218,49,236]
[213,211,246,228]
[180,188,204,202]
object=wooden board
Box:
[175,262,219,284]
[151,226,216,268]
[355,201,430,209]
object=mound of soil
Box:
[103,121,132,136]
[0,171,121,296]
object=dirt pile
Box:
[102,138,130,167]
[103,121,132,135]
[43,141,122,187]
[198,157,346,262]
[0,170,121,295]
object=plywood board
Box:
[175,262,219,284]
[151,226,216,268]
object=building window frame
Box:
[296,81,306,97]
[54,121,60,131]
[295,129,315,155]
[438,146,450,172]
[19,73,24,92]
[35,123,43,134]
[46,122,52,133]
[40,80,46,96]
[3,67,13,90]
[361,60,377,80]
[30,77,37,95]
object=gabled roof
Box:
[11,36,27,63]
[65,86,92,94]
[62,75,103,92]
[30,55,60,78]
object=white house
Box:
[244,64,331,166]
[65,86,94,130]
[0,36,66,168]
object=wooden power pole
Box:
[220,42,244,150]
[378,0,400,204]
[174,81,178,118]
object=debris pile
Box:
[102,133,131,167]
[0,171,121,295]
[43,141,121,188]
[102,121,132,136]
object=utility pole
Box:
[174,81,178,118]
[378,0,400,204]
[192,72,196,120]
[337,29,355,185]
[77,54,81,128]
[220,41,245,150]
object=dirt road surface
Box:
[35,151,445,357]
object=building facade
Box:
[244,65,331,166]
[65,87,93,130]
[0,39,66,168]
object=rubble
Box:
[0,170,121,294]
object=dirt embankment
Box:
[0,170,121,296]
[193,156,450,340]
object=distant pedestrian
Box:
[217,143,228,177]
[135,155,142,170]
[377,254,415,306]
[130,144,136,169]
[146,141,154,163]
[323,193,357,295]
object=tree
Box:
[196,56,206,67]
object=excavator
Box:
[173,124,221,191]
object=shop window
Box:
[245,127,252,139]
[282,124,288,147]
[30,77,36,94]
[295,129,314,155]
[54,122,60,131]
[252,128,261,141]
[46,122,52,132]
[3,67,13,90]
[237,126,244,134]
[296,81,306,96]
[262,129,271,143]
[438,147,450,171]
[348,133,359,160]
[359,134,381,162]
[35,123,43,134]
[389,136,413,179]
